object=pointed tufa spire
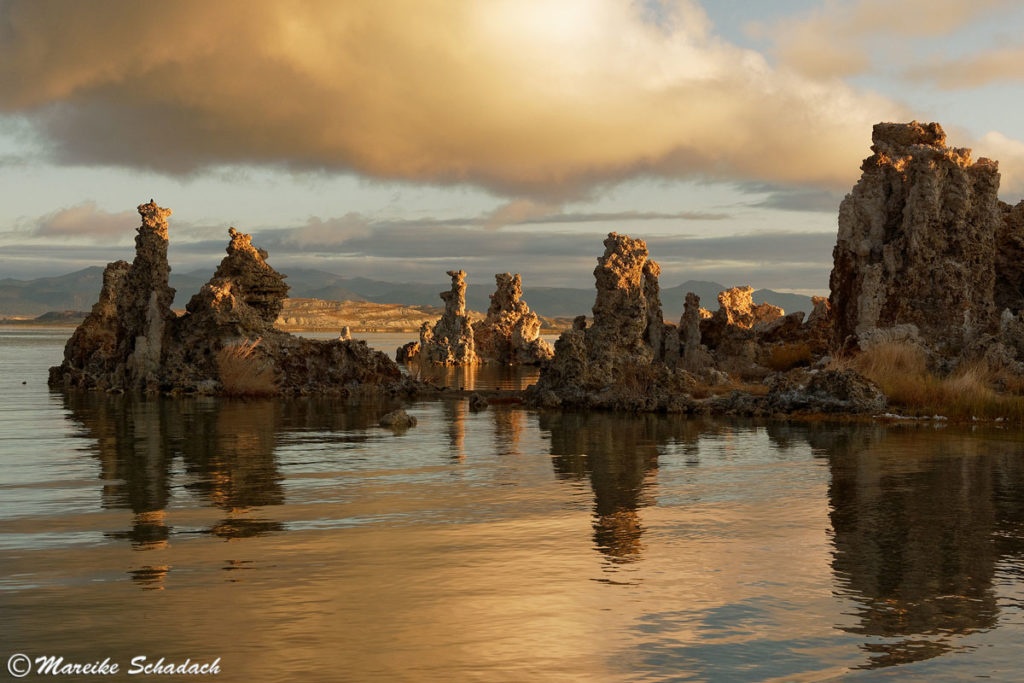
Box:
[420,270,477,365]
[137,199,172,239]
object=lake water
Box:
[4,327,1024,681]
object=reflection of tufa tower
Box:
[542,412,662,564]
[491,407,524,456]
[815,424,1017,669]
[62,391,289,549]
[443,399,467,462]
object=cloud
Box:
[0,0,906,199]
[976,131,1024,198]
[279,213,373,247]
[31,201,137,239]
[479,200,562,230]
[905,46,1024,89]
[251,224,835,290]
[271,205,732,239]
[737,183,847,213]
[750,0,1012,79]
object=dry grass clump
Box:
[615,361,665,398]
[766,342,813,372]
[216,338,279,397]
[835,341,1024,421]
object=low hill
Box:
[0,267,817,319]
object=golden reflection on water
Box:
[444,399,467,462]
[8,383,1024,679]
[406,361,542,391]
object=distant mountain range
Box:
[0,266,816,318]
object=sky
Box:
[2,0,1024,295]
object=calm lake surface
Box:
[4,327,1024,681]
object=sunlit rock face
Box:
[50,201,403,396]
[588,232,659,367]
[119,201,178,389]
[419,270,478,365]
[699,286,783,369]
[829,121,1002,352]
[187,228,290,330]
[472,273,553,365]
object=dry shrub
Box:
[766,342,813,371]
[841,342,1024,420]
[216,338,279,396]
[615,361,663,399]
[690,383,710,399]
[991,366,1024,395]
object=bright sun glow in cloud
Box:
[2,0,1024,288]
[0,0,906,199]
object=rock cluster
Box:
[695,286,831,376]
[50,201,405,396]
[530,232,849,412]
[472,273,553,364]
[398,271,553,365]
[830,121,1003,353]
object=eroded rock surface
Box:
[829,121,1002,352]
[697,286,788,376]
[532,233,695,411]
[768,369,886,414]
[418,270,478,365]
[472,273,553,364]
[996,200,1024,314]
[50,202,405,397]
[55,260,131,389]
[51,201,177,391]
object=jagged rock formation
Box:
[766,369,886,415]
[531,232,859,412]
[680,292,707,371]
[120,201,177,388]
[56,260,131,386]
[50,201,177,391]
[698,286,784,374]
[417,270,478,365]
[182,227,289,338]
[50,201,405,396]
[532,233,696,411]
[695,285,828,376]
[396,339,421,363]
[804,296,833,352]
[472,273,553,364]
[830,121,1002,353]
